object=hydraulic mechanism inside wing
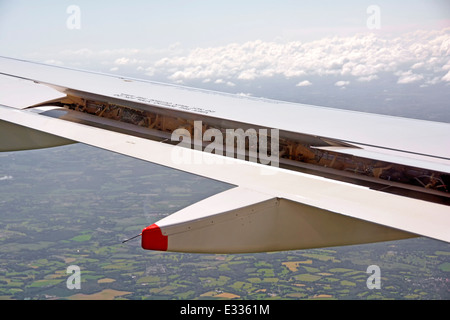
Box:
[39,93,449,205]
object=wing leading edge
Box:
[0,57,449,253]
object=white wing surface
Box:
[1,56,449,253]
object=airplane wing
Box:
[1,56,449,253]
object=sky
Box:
[0,0,449,119]
[0,1,449,301]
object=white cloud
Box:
[114,57,132,65]
[357,75,379,82]
[42,27,450,88]
[238,69,258,80]
[150,28,450,86]
[442,70,450,82]
[411,62,424,69]
[396,70,424,84]
[335,80,350,87]
[296,80,312,87]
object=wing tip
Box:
[141,224,168,251]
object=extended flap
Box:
[142,187,414,253]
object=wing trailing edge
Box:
[0,112,74,152]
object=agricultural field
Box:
[0,144,449,300]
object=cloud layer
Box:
[43,27,450,89]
